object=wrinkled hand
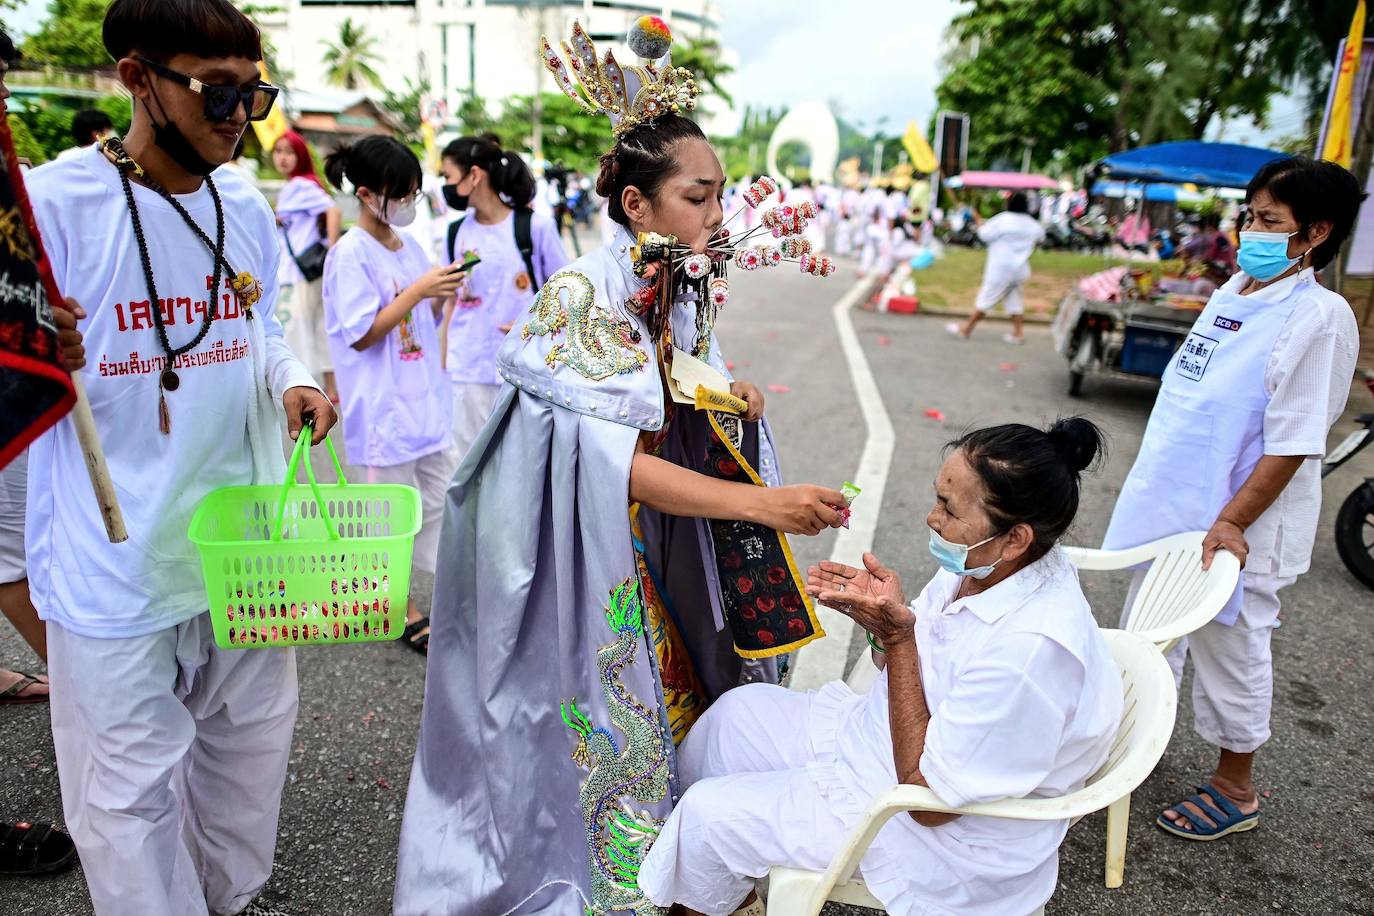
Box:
[283,386,338,444]
[730,380,765,422]
[756,484,847,536]
[1202,517,1247,570]
[54,297,86,370]
[807,552,913,644]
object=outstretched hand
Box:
[806,552,913,644]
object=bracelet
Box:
[866,631,887,654]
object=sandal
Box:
[402,617,430,656]
[1156,782,1259,841]
[0,672,49,706]
[0,821,77,875]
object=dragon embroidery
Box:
[561,578,670,916]
[523,271,648,381]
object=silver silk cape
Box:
[395,229,783,915]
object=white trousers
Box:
[280,279,331,378]
[1124,569,1294,753]
[450,381,501,460]
[363,445,461,578]
[47,614,298,916]
[639,684,849,916]
[974,273,1026,315]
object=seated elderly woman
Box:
[637,418,1125,916]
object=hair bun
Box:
[1047,417,1106,474]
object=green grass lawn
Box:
[915,246,1125,315]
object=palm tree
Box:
[320,18,383,91]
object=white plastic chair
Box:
[1063,531,1242,654]
[766,630,1177,916]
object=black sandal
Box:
[0,821,77,875]
[402,617,430,656]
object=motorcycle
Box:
[1324,370,1374,588]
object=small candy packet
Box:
[836,480,861,529]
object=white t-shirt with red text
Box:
[24,144,315,639]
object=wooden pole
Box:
[66,371,127,542]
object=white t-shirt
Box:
[446,210,567,385]
[1221,268,1359,576]
[809,549,1122,916]
[978,211,1045,281]
[24,145,315,639]
[323,227,452,467]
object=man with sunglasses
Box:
[23,1,334,914]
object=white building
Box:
[256,0,739,138]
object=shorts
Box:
[974,276,1025,315]
[0,451,26,583]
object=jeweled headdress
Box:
[542,17,699,137]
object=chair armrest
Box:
[811,782,1130,910]
[1062,545,1139,571]
[810,785,1090,910]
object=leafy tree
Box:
[457,92,610,173]
[319,17,382,91]
[672,36,734,108]
[935,0,1340,170]
[10,93,131,163]
[22,0,110,68]
[381,77,428,142]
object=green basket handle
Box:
[273,421,347,542]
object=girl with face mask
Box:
[438,134,569,459]
[321,136,464,656]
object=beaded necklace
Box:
[102,137,262,433]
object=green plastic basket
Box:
[188,426,421,649]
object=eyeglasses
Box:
[137,57,279,123]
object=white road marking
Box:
[788,277,895,691]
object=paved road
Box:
[3,255,1373,915]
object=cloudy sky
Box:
[717,0,1308,149]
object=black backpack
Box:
[446,208,541,289]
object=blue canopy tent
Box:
[1090,180,1206,203]
[1090,141,1288,190]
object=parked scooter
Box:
[1324,370,1374,588]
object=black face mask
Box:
[148,85,217,177]
[442,183,469,212]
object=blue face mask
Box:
[928,527,1003,579]
[1237,230,1300,281]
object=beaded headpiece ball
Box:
[542,17,699,137]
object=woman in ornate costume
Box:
[395,18,849,916]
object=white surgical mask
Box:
[365,194,419,228]
[927,526,1002,579]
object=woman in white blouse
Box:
[638,419,1123,916]
[1101,156,1362,843]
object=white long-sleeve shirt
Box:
[24,145,315,638]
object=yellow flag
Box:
[1323,0,1366,168]
[902,121,938,174]
[251,60,290,150]
[421,121,440,175]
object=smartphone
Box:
[449,258,482,274]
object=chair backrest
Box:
[1075,630,1178,810]
[1065,531,1241,648]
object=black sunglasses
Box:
[136,57,279,122]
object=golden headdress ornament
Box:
[542,17,699,137]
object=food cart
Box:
[1054,141,1286,398]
